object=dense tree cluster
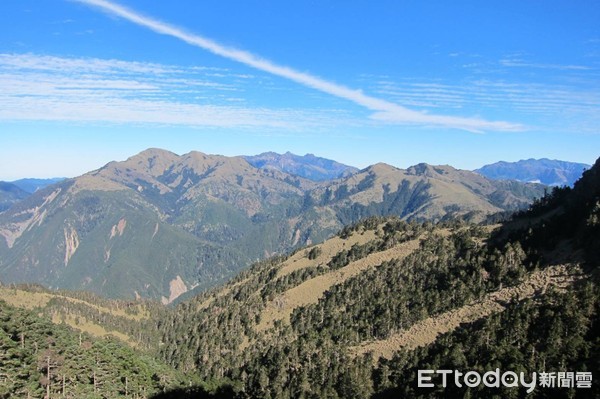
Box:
[374,283,599,398]
[0,284,167,351]
[292,229,529,345]
[0,300,194,398]
[153,218,557,398]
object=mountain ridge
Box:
[0,148,545,301]
[475,158,590,186]
[0,181,30,212]
[244,151,359,181]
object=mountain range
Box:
[244,151,358,181]
[1,155,597,398]
[242,153,590,188]
[0,155,587,214]
[0,181,30,212]
[0,148,545,302]
[475,158,590,186]
[0,178,65,212]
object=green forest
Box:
[1,158,599,398]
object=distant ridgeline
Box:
[244,151,359,181]
[475,158,590,187]
[0,157,598,398]
[0,178,65,212]
[0,149,545,301]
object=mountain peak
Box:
[132,147,179,159]
[244,151,358,181]
[103,148,181,179]
[181,150,209,159]
[406,163,452,177]
[475,158,590,186]
[364,162,398,175]
[180,150,212,167]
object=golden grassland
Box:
[0,286,148,320]
[50,312,136,346]
[277,227,379,278]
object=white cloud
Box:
[0,53,345,129]
[499,58,592,71]
[0,96,305,128]
[73,0,523,133]
[0,53,177,75]
[370,79,600,134]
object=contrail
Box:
[73,0,523,132]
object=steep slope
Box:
[0,149,545,301]
[152,157,598,398]
[351,264,582,358]
[0,181,30,212]
[91,149,320,252]
[475,158,590,186]
[244,151,358,181]
[0,150,311,302]
[503,156,600,265]
[156,211,597,397]
[0,178,66,213]
[0,179,240,302]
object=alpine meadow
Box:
[1,1,599,398]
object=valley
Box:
[0,153,597,398]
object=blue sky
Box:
[1,0,599,180]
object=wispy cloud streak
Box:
[73,0,522,132]
[0,53,345,129]
[370,78,600,134]
[500,58,592,71]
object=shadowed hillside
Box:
[0,181,30,212]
